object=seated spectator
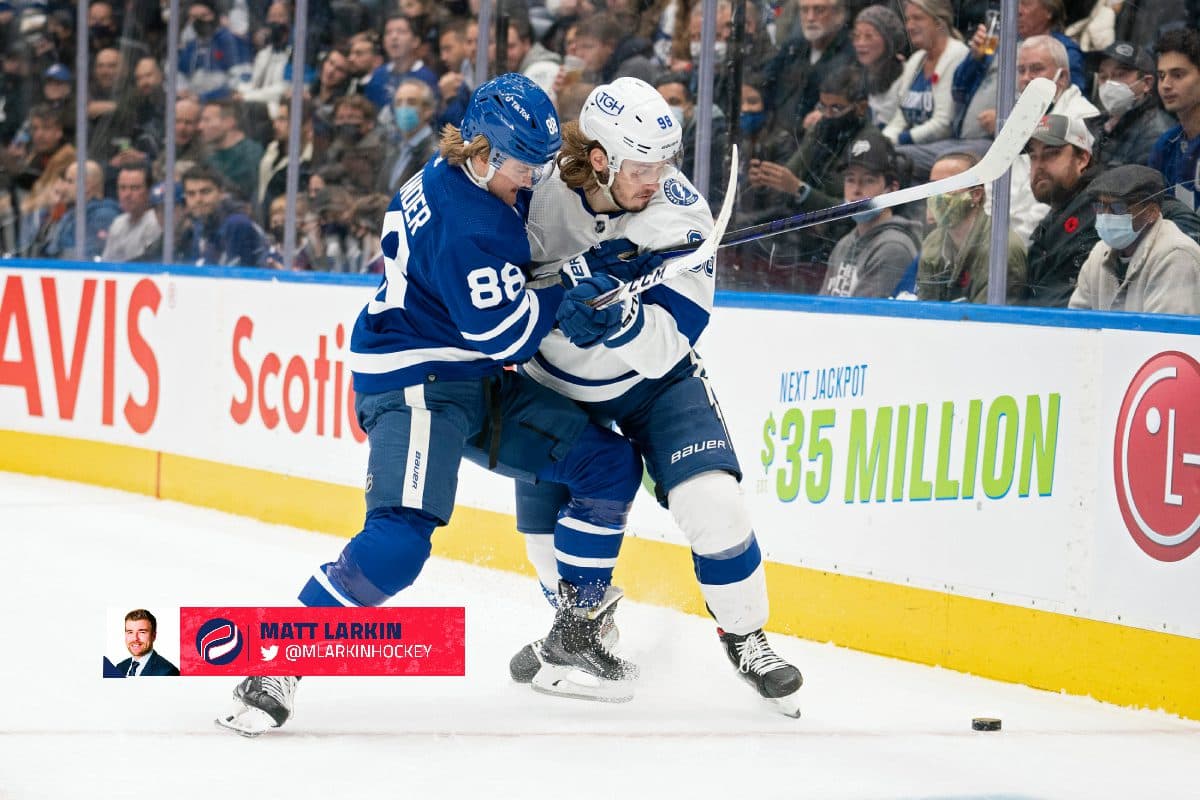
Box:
[654,73,728,199]
[504,15,562,76]
[436,19,474,129]
[302,185,357,272]
[309,47,353,137]
[364,14,438,109]
[918,152,1027,302]
[87,47,122,126]
[1022,114,1100,306]
[1111,0,1187,54]
[883,0,969,150]
[39,63,75,117]
[110,57,168,173]
[349,193,392,272]
[346,31,384,98]
[819,128,922,297]
[738,66,872,286]
[1016,0,1085,89]
[199,99,264,203]
[178,0,252,102]
[574,12,659,86]
[1088,42,1174,169]
[1069,164,1200,313]
[323,95,387,195]
[102,161,161,262]
[236,0,292,116]
[257,98,313,225]
[760,0,854,130]
[155,96,207,183]
[264,193,315,270]
[996,35,1101,245]
[378,78,438,195]
[17,144,75,257]
[852,5,908,127]
[1149,29,1200,212]
[47,159,120,259]
[176,163,268,267]
[9,103,71,197]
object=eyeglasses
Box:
[816,101,853,116]
[1093,199,1136,215]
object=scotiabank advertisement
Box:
[1,265,1197,639]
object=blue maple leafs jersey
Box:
[524,170,715,402]
[348,156,563,393]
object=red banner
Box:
[179,607,465,676]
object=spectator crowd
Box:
[0,0,1196,313]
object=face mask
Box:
[335,123,360,140]
[394,105,420,133]
[1098,79,1137,116]
[271,226,285,241]
[851,207,883,224]
[1095,212,1140,250]
[668,105,686,127]
[90,24,115,43]
[816,112,859,140]
[269,22,289,48]
[739,110,766,135]
[192,18,216,38]
[689,40,727,61]
[928,192,974,227]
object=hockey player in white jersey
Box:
[216,74,664,736]
[510,77,803,716]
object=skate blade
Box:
[530,663,634,703]
[769,691,802,719]
[215,704,278,737]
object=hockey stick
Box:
[587,143,740,310]
[653,76,1057,261]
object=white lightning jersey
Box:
[525,170,715,402]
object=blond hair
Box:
[438,123,492,166]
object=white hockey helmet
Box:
[578,77,682,179]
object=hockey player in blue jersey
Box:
[216,73,663,736]
[508,77,804,716]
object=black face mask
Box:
[89,24,116,44]
[335,123,360,141]
[815,112,860,142]
[268,22,289,48]
[192,18,216,38]
[271,226,285,241]
[321,221,348,239]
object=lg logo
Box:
[1113,351,1200,562]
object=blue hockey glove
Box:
[559,238,664,287]
[556,275,643,349]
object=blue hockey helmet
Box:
[459,72,561,188]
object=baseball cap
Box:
[1087,41,1155,75]
[44,63,71,82]
[1087,164,1165,205]
[1028,114,1093,153]
[842,128,896,174]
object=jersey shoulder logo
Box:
[664,178,699,206]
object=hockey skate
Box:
[214,676,300,737]
[718,628,803,718]
[509,585,622,683]
[525,581,638,703]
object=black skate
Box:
[215,676,300,737]
[719,628,803,718]
[528,581,638,702]
[510,586,622,684]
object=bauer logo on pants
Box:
[179,607,465,676]
[1113,351,1200,562]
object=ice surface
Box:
[1,472,1196,800]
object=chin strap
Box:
[462,160,496,191]
[595,167,619,209]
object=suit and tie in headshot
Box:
[107,608,180,678]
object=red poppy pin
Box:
[1064,216,1079,234]
[931,73,939,85]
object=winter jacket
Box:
[760,28,856,128]
[1089,98,1176,170]
[1022,171,1100,307]
[918,209,1027,302]
[177,200,268,267]
[1069,215,1200,314]
[47,198,121,260]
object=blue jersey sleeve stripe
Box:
[642,285,709,345]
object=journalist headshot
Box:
[115,609,179,677]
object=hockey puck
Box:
[971,717,1002,731]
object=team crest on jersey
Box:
[685,229,714,276]
[664,179,699,206]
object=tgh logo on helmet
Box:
[595,91,625,116]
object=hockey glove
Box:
[559,238,664,287]
[557,275,643,349]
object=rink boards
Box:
[1,260,1198,719]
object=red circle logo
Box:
[1113,351,1200,562]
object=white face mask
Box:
[1098,79,1138,116]
[1095,212,1141,250]
[689,39,728,62]
[668,104,686,127]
